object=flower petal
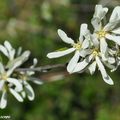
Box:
[57,29,74,44]
[9,88,23,102]
[7,78,23,91]
[47,48,75,58]
[4,41,15,60]
[91,34,99,47]
[104,21,119,31]
[6,50,31,72]
[100,38,108,61]
[0,90,7,109]
[109,6,120,22]
[73,54,93,73]
[81,39,89,49]
[29,77,43,85]
[106,34,120,45]
[111,27,120,34]
[0,80,4,91]
[79,49,92,57]
[93,5,108,20]
[23,81,35,101]
[79,24,88,42]
[88,61,97,75]
[67,51,80,73]
[0,62,5,74]
[95,56,114,85]
[0,45,8,57]
[91,5,108,31]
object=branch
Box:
[16,63,67,72]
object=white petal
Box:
[79,24,88,42]
[91,18,102,31]
[7,61,22,76]
[57,29,74,44]
[91,5,108,31]
[6,50,31,70]
[21,91,26,98]
[23,81,35,101]
[7,78,23,91]
[106,34,120,45]
[111,27,120,34]
[9,88,23,102]
[0,80,4,91]
[0,62,5,74]
[0,45,8,57]
[0,90,7,109]
[91,34,99,47]
[104,21,119,31]
[108,57,115,64]
[100,38,108,61]
[109,6,120,22]
[95,56,114,85]
[29,77,43,85]
[67,51,80,73]
[88,61,97,75]
[73,54,93,73]
[93,5,108,20]
[4,41,15,60]
[81,39,89,49]
[47,48,75,58]
[79,49,92,57]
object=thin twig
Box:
[16,63,67,72]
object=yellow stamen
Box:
[97,30,107,39]
[73,42,81,50]
[92,50,99,57]
[0,73,8,80]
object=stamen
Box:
[97,30,107,39]
[92,50,99,56]
[73,42,81,50]
[1,73,8,80]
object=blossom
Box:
[72,36,114,85]
[91,5,120,60]
[18,58,43,101]
[47,24,90,73]
[0,62,23,109]
[0,41,31,109]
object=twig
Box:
[16,63,67,72]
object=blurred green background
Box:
[0,0,120,120]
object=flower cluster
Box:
[47,5,120,85]
[0,41,42,109]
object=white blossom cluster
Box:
[0,41,42,109]
[47,5,120,85]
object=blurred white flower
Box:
[18,58,43,101]
[72,36,114,85]
[91,5,120,60]
[0,62,23,109]
[47,24,90,73]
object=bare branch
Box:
[16,63,67,72]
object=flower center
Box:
[0,73,8,80]
[97,30,107,38]
[73,42,81,50]
[20,74,27,81]
[92,50,99,57]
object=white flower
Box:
[0,62,23,109]
[72,43,114,85]
[18,58,43,101]
[91,5,120,60]
[47,24,90,73]
[0,41,31,109]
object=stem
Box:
[16,63,67,72]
